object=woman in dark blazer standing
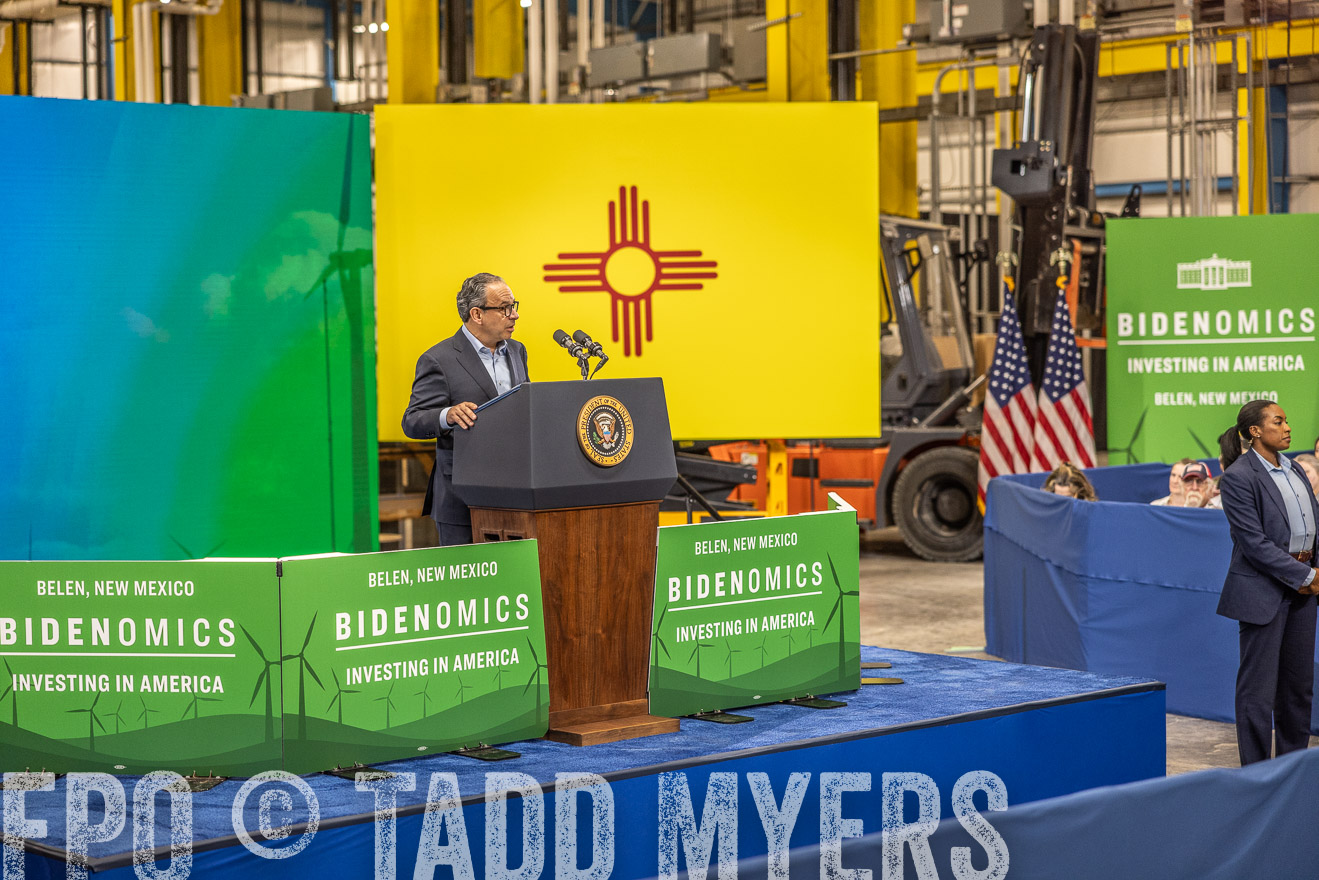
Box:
[1217,399,1319,764]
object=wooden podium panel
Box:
[471,501,679,746]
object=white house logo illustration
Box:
[1176,254,1251,291]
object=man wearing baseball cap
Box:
[1179,461,1213,508]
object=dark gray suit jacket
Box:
[401,328,529,527]
[1217,450,1319,625]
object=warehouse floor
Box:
[857,528,1259,776]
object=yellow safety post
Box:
[386,0,439,104]
[473,0,523,80]
[113,0,135,101]
[764,0,828,102]
[1244,72,1268,214]
[4,21,31,94]
[860,0,916,218]
[766,439,789,517]
[198,0,243,106]
[0,23,15,94]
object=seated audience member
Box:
[1177,461,1212,508]
[1042,461,1098,501]
[1294,453,1319,496]
[1150,458,1195,506]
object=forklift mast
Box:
[991,23,1105,385]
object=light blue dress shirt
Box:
[438,326,515,431]
[1252,449,1316,585]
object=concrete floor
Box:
[858,528,1245,776]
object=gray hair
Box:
[456,273,504,323]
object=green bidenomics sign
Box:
[1107,215,1319,463]
[279,543,548,774]
[0,560,282,775]
[0,545,548,776]
[649,509,861,717]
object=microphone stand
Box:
[577,354,591,380]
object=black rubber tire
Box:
[891,445,984,563]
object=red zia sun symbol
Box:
[543,185,718,356]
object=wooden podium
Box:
[453,378,681,746]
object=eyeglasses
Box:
[477,301,519,318]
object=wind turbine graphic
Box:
[109,700,127,734]
[300,130,374,551]
[688,641,713,678]
[1109,407,1149,464]
[168,536,225,562]
[0,658,17,726]
[327,669,360,725]
[822,554,860,671]
[1187,427,1213,458]
[454,674,472,705]
[242,624,281,742]
[282,614,325,740]
[651,603,672,666]
[723,642,742,680]
[180,692,221,721]
[374,681,398,728]
[67,692,105,752]
[754,635,769,669]
[522,638,549,715]
[415,679,434,717]
[137,695,161,730]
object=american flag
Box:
[1033,288,1096,470]
[978,286,1039,508]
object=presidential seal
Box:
[577,395,635,467]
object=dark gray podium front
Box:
[453,378,680,745]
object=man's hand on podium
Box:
[447,401,478,429]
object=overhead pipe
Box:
[360,0,372,99]
[0,0,110,22]
[528,0,542,102]
[157,0,224,17]
[589,0,604,100]
[544,0,557,102]
[132,0,155,102]
[576,0,587,96]
[367,0,378,99]
[131,0,222,104]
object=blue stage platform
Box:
[8,647,1164,879]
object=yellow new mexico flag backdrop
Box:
[375,104,879,441]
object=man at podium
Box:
[402,273,530,545]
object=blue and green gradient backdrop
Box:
[0,97,377,560]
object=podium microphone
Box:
[553,329,588,359]
[573,329,609,378]
[553,329,591,379]
[572,329,606,358]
